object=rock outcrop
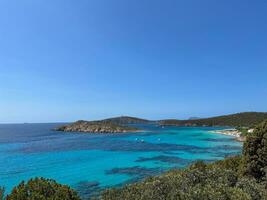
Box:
[55,120,140,133]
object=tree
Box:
[6,178,80,200]
[243,119,267,181]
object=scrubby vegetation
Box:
[237,127,250,137]
[160,112,267,127]
[1,120,267,200]
[243,120,267,181]
[5,178,80,200]
[102,116,151,124]
[101,157,267,200]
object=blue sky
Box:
[0,0,266,123]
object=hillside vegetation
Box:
[160,112,267,127]
[102,116,151,124]
[3,178,80,200]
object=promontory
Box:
[55,117,143,133]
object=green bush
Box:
[236,177,267,200]
[6,178,80,200]
[243,120,267,180]
[101,157,267,200]
[209,155,245,176]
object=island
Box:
[55,120,140,133]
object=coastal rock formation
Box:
[55,120,140,133]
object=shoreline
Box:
[209,129,246,142]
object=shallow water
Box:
[0,123,242,198]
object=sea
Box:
[0,123,242,199]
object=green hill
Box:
[103,116,151,124]
[160,112,267,127]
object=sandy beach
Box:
[209,129,245,142]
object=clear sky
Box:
[0,0,266,123]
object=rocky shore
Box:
[55,120,140,134]
[209,129,245,142]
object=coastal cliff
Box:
[55,120,140,133]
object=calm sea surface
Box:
[0,123,242,198]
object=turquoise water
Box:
[0,123,242,198]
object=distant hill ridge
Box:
[55,112,267,133]
[102,116,150,124]
[160,112,267,127]
[188,117,201,120]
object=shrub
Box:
[243,120,267,180]
[101,163,241,200]
[6,177,80,200]
[236,177,267,200]
[209,155,245,176]
[101,156,267,200]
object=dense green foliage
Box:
[100,157,267,200]
[5,178,80,200]
[160,112,267,127]
[237,127,250,137]
[243,120,267,181]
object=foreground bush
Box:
[101,158,267,200]
[243,120,267,181]
[6,178,80,200]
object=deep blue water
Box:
[0,123,242,198]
